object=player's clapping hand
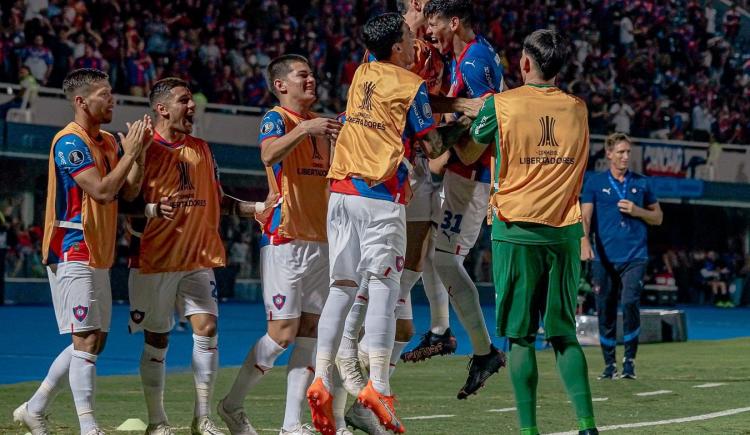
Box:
[157,196,176,220]
[119,119,147,158]
[617,199,639,217]
[302,117,342,141]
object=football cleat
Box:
[579,429,599,435]
[191,416,226,435]
[622,358,636,380]
[357,381,405,434]
[279,423,316,435]
[83,429,106,435]
[597,364,619,380]
[344,401,390,435]
[144,422,176,435]
[457,345,506,399]
[335,429,354,435]
[400,328,457,363]
[13,402,50,435]
[217,398,258,435]
[307,377,336,435]
[336,356,367,396]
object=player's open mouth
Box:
[185,114,194,125]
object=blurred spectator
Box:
[125,40,154,97]
[20,34,53,85]
[609,97,635,134]
[0,66,38,119]
[691,100,713,142]
[73,42,107,71]
[700,250,733,307]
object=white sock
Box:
[315,285,357,390]
[332,367,348,429]
[435,251,492,355]
[70,350,98,434]
[223,333,286,411]
[365,276,399,395]
[282,337,316,430]
[389,341,409,377]
[394,269,421,321]
[192,334,218,418]
[28,344,72,415]
[140,344,168,424]
[337,283,369,360]
[423,243,450,335]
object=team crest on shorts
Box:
[272,293,286,310]
[130,310,145,324]
[72,305,89,322]
[396,256,405,272]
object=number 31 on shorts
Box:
[441,211,463,234]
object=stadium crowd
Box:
[1,0,748,143]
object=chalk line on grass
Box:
[693,382,726,388]
[635,390,672,396]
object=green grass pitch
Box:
[2,338,750,434]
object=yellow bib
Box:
[42,122,120,268]
[490,85,589,227]
[265,107,330,242]
[139,134,226,273]
[328,61,425,184]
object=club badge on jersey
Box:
[73,305,89,322]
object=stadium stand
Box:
[0,0,748,142]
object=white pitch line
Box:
[546,406,750,435]
[402,414,455,420]
[693,382,726,388]
[487,407,517,413]
[636,390,672,396]
[593,397,609,402]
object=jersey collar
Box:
[154,130,185,149]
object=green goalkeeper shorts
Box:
[492,239,581,339]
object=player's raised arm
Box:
[70,117,148,204]
[120,114,154,202]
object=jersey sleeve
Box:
[580,175,595,204]
[404,83,436,139]
[470,96,498,145]
[461,56,501,97]
[53,134,96,177]
[258,111,286,145]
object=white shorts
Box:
[328,192,407,285]
[430,181,445,225]
[260,240,330,320]
[434,170,491,256]
[49,262,112,334]
[128,268,219,334]
[406,156,434,222]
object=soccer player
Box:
[470,29,598,435]
[128,77,266,435]
[306,13,471,435]
[14,68,151,435]
[420,0,506,399]
[581,133,663,380]
[217,54,342,435]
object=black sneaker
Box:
[597,364,618,380]
[400,328,458,363]
[622,358,636,379]
[457,345,506,399]
[579,429,599,435]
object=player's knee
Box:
[268,319,299,348]
[72,330,101,353]
[333,279,359,288]
[192,321,217,337]
[297,313,320,338]
[144,331,170,348]
[434,249,460,269]
[95,333,108,354]
[395,319,414,341]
